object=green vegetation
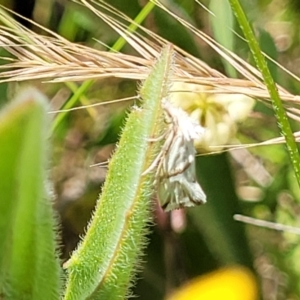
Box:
[0,1,300,299]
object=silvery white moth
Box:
[144,98,207,211]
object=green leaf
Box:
[209,0,237,77]
[63,46,174,300]
[153,6,201,58]
[258,29,278,81]
[0,88,61,300]
[190,154,253,268]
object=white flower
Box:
[170,82,255,152]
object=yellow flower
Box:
[170,83,254,152]
[166,266,258,300]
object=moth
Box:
[144,99,207,211]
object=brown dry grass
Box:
[0,0,299,150]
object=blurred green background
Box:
[2,0,300,299]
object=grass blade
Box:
[228,0,300,189]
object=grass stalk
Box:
[228,0,300,189]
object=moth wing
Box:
[156,103,206,211]
[157,178,186,211]
[164,167,206,211]
[158,177,206,211]
[157,135,206,211]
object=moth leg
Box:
[142,149,164,176]
[146,132,166,143]
[142,128,175,176]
